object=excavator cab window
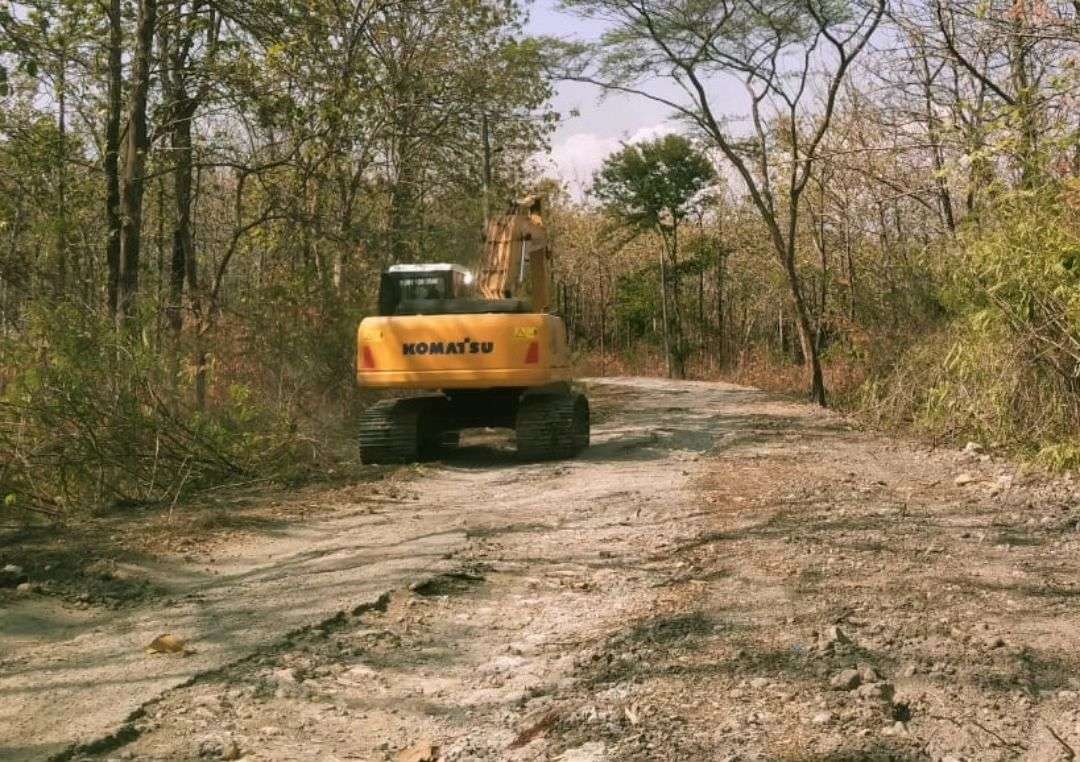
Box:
[378,265,463,316]
[378,273,450,316]
[399,276,447,301]
[378,263,530,317]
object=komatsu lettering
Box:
[402,339,494,356]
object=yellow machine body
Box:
[354,196,588,463]
[356,312,570,390]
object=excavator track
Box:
[515,391,589,461]
[358,397,455,464]
[357,399,421,464]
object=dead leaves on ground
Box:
[509,709,559,748]
[145,633,195,656]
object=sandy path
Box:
[2,377,740,760]
[7,377,1080,762]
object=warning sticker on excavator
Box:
[513,327,538,340]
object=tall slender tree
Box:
[591,134,716,378]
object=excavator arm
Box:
[476,196,552,312]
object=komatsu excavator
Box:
[355,197,589,463]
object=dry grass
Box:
[574,346,870,404]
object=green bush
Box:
[614,263,663,343]
[856,185,1080,468]
[959,187,1080,383]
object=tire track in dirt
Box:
[65,378,823,761]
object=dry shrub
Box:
[0,302,350,519]
[856,321,1080,464]
[714,348,869,400]
[574,344,869,405]
[573,346,668,378]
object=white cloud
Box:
[541,123,676,199]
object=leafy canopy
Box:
[589,134,716,231]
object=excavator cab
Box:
[377,196,551,318]
[378,264,474,316]
[379,262,535,317]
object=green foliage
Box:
[0,0,560,523]
[1034,442,1080,471]
[614,264,662,342]
[590,134,716,231]
[855,185,1080,467]
[588,134,717,378]
[957,186,1080,382]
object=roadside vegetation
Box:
[0,0,552,518]
[546,0,1080,465]
[1,0,1078,523]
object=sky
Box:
[525,0,679,195]
[523,1,751,197]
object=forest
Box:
[1,0,1078,519]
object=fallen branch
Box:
[930,713,1027,752]
[1046,724,1076,761]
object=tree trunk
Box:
[810,188,829,353]
[480,113,492,225]
[665,226,686,379]
[194,344,208,410]
[388,143,417,264]
[782,253,826,406]
[55,48,68,296]
[167,102,197,334]
[118,0,159,321]
[843,219,856,321]
[697,261,704,364]
[598,267,607,375]
[671,226,686,378]
[913,38,957,232]
[105,0,122,315]
[1009,3,1041,189]
[657,238,672,378]
[778,304,784,354]
[715,251,726,367]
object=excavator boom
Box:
[476,196,551,312]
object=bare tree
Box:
[912,0,1078,189]
[158,0,220,335]
[558,0,885,404]
[105,0,122,315]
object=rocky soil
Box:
[3,377,1080,762]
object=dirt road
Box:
[3,377,1080,761]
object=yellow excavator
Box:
[355,196,589,463]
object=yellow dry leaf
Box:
[145,634,192,655]
[396,740,439,762]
